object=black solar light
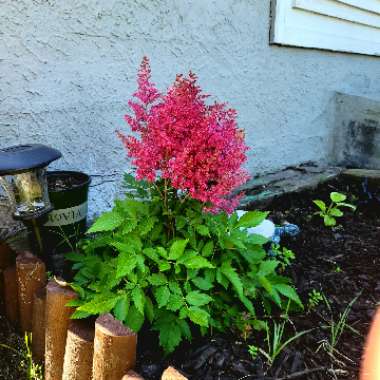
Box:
[0,144,62,220]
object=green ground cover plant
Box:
[313,192,356,227]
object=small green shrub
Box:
[67,176,302,353]
[66,57,302,354]
[313,192,356,227]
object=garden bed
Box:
[0,175,378,380]
[134,176,379,380]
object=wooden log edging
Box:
[122,370,145,379]
[161,366,188,380]
[0,243,13,269]
[93,313,137,380]
[62,320,95,380]
[2,259,147,380]
[32,287,46,363]
[3,265,19,325]
[0,243,13,314]
[45,279,77,380]
[16,251,46,332]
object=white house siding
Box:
[0,0,379,216]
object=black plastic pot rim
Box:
[47,170,91,193]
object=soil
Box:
[47,171,89,192]
[135,177,380,380]
[0,315,25,380]
[1,176,379,379]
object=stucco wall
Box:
[1,0,379,215]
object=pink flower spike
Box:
[117,57,250,213]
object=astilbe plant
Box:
[117,56,249,213]
[67,58,302,354]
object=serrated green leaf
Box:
[177,319,191,341]
[135,255,147,274]
[116,253,137,278]
[179,307,187,319]
[144,296,155,322]
[143,248,160,264]
[121,199,148,216]
[330,192,346,203]
[121,218,138,234]
[240,245,266,264]
[70,309,91,319]
[258,275,273,294]
[220,262,244,299]
[65,252,86,262]
[195,225,210,236]
[159,261,171,272]
[112,242,135,254]
[169,239,188,260]
[240,294,255,314]
[125,305,144,332]
[236,211,269,228]
[274,284,303,308]
[192,276,214,291]
[184,256,214,269]
[132,287,145,314]
[154,285,170,307]
[113,294,130,321]
[216,268,229,289]
[65,299,83,307]
[157,247,168,259]
[228,212,239,227]
[225,231,247,250]
[176,215,187,229]
[258,260,279,277]
[177,250,198,264]
[153,315,183,354]
[148,273,167,286]
[188,307,209,327]
[247,234,268,245]
[87,211,124,233]
[139,216,157,236]
[185,291,213,306]
[201,241,214,257]
[77,294,120,314]
[168,281,182,295]
[167,293,184,311]
[69,284,86,298]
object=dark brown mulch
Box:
[0,315,25,380]
[265,177,380,380]
[136,177,380,380]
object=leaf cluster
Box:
[313,192,356,227]
[67,174,302,353]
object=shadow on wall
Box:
[332,92,380,169]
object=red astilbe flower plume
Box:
[117,57,250,213]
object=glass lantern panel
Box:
[9,167,51,217]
